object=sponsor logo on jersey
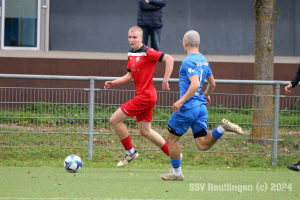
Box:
[196,61,208,67]
[188,68,195,73]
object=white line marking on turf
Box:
[0,198,188,200]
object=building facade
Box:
[0,0,299,56]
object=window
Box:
[1,0,40,50]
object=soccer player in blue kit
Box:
[160,30,244,181]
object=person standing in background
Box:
[137,0,167,51]
[285,62,300,172]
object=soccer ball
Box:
[64,154,82,173]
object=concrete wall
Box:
[49,0,300,56]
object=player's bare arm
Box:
[203,75,216,106]
[104,72,133,89]
[161,54,174,91]
[172,75,200,113]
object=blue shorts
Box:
[168,104,208,136]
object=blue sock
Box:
[170,158,181,169]
[212,128,223,139]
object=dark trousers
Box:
[140,27,162,51]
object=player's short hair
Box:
[129,26,143,36]
[183,30,200,47]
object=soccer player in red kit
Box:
[104,26,174,167]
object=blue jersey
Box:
[179,53,213,110]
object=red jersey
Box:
[121,45,164,122]
[127,45,165,98]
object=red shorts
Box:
[121,95,157,122]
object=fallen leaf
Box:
[284,148,289,151]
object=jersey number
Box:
[199,69,204,84]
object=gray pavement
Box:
[0,50,299,64]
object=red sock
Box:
[160,142,169,156]
[121,136,133,150]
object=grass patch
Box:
[1,148,298,171]
[1,126,300,155]
[1,102,300,130]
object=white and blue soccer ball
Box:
[64,154,82,173]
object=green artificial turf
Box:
[0,166,299,200]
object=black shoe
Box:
[287,161,300,172]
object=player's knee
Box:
[166,135,172,144]
[166,135,177,146]
[109,117,117,126]
[166,136,171,144]
[139,130,150,137]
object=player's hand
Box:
[104,81,114,89]
[172,100,183,113]
[162,81,170,91]
[145,0,149,3]
[285,84,292,94]
[204,95,211,106]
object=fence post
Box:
[88,79,95,160]
[272,83,280,165]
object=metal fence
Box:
[0,74,299,164]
